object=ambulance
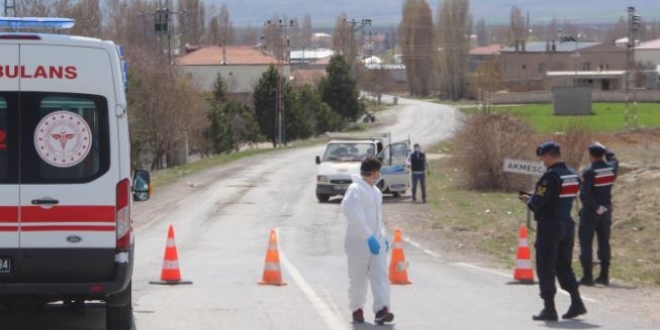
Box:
[0,17,150,330]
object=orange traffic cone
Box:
[150,225,193,285]
[258,229,286,286]
[513,224,535,284]
[389,229,412,285]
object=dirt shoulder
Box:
[382,127,660,321]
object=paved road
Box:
[2,99,658,329]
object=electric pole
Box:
[138,0,184,64]
[343,18,372,79]
[265,19,294,147]
[4,0,15,17]
[625,7,642,129]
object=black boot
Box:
[595,264,610,286]
[563,289,587,319]
[579,264,595,286]
[533,298,558,322]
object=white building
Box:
[176,46,290,94]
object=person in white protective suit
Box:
[341,156,395,325]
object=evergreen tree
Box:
[205,103,234,154]
[320,54,360,121]
[224,99,262,151]
[253,65,280,147]
[285,85,314,141]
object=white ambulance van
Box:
[0,17,150,330]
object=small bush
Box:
[536,120,594,171]
[453,113,535,191]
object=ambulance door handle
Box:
[31,199,59,205]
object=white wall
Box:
[178,65,291,93]
[636,49,660,66]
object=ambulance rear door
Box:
[17,43,119,282]
[0,44,20,280]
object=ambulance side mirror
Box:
[132,170,151,202]
[315,156,321,164]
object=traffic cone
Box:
[513,224,535,284]
[389,229,412,285]
[258,229,286,286]
[150,225,192,285]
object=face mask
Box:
[374,175,383,186]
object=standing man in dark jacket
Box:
[407,143,429,203]
[519,141,587,322]
[578,142,619,286]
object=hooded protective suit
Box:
[341,174,390,314]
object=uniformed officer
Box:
[578,142,618,286]
[518,141,587,321]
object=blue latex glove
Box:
[385,239,390,253]
[367,235,380,255]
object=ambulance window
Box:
[21,93,110,183]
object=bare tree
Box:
[332,12,351,57]
[301,14,313,49]
[476,18,488,46]
[178,0,206,48]
[437,0,472,100]
[468,55,502,101]
[400,0,436,96]
[218,3,235,45]
[509,5,525,45]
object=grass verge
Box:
[427,133,660,286]
[460,103,660,133]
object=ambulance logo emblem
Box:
[34,111,92,168]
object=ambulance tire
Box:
[392,192,401,198]
[106,284,133,330]
[316,194,330,203]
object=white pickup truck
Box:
[314,132,410,202]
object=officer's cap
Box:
[588,142,606,157]
[536,141,561,156]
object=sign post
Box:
[503,158,546,230]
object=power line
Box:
[265,18,293,147]
[343,18,372,79]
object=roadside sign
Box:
[502,158,545,176]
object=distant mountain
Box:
[213,0,659,27]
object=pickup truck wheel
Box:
[106,283,133,330]
[316,194,330,203]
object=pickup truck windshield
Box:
[322,142,374,162]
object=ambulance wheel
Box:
[393,192,401,198]
[316,194,330,203]
[106,284,133,330]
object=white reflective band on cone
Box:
[162,260,180,269]
[515,260,532,269]
[393,242,403,249]
[518,238,528,247]
[166,238,176,247]
[396,261,408,271]
[268,242,278,250]
[264,262,281,271]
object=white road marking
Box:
[406,239,597,303]
[402,237,441,258]
[279,251,349,330]
[280,203,289,213]
[294,184,301,191]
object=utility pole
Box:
[625,7,642,129]
[343,18,372,79]
[265,19,294,147]
[4,0,15,17]
[138,0,185,64]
